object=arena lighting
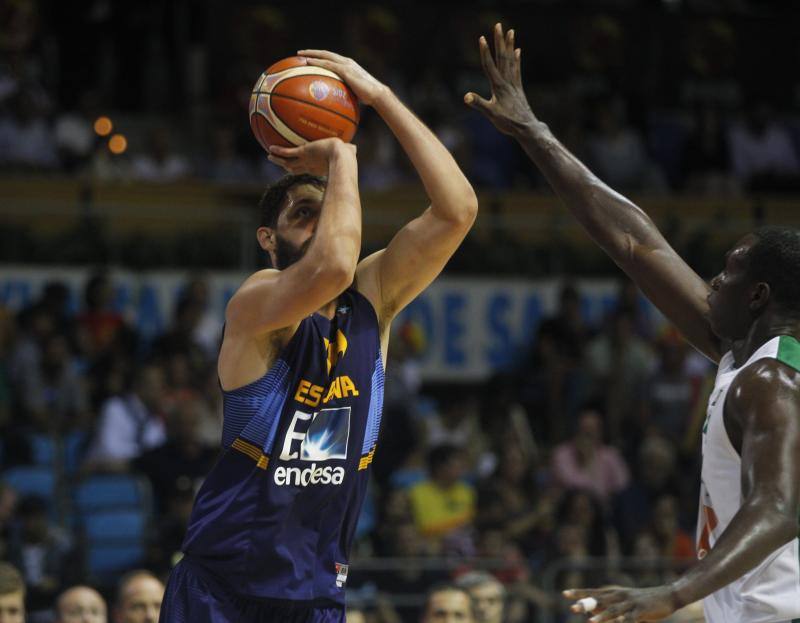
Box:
[93,116,113,136]
[108,133,127,154]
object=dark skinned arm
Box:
[464,23,721,363]
[564,359,800,622]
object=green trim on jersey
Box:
[777,336,800,373]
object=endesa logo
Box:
[275,406,350,487]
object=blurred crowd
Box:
[0,270,713,622]
[1,1,800,195]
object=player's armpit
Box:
[356,204,476,325]
[728,359,800,518]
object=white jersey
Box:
[698,335,800,623]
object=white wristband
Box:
[577,597,598,612]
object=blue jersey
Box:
[181,288,384,606]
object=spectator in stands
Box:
[112,571,163,623]
[409,445,476,551]
[150,296,207,373]
[0,90,58,170]
[55,585,107,623]
[585,98,666,192]
[344,606,366,623]
[18,333,90,432]
[519,283,590,440]
[424,396,488,477]
[584,308,656,443]
[0,306,16,431]
[0,482,18,559]
[179,276,222,361]
[682,106,738,195]
[551,410,630,505]
[84,363,167,471]
[146,478,193,575]
[135,398,216,514]
[75,273,126,361]
[130,127,191,183]
[613,433,680,555]
[6,496,73,614]
[54,92,100,173]
[454,571,504,623]
[642,331,698,443]
[727,102,800,191]
[0,562,25,623]
[419,584,474,623]
[206,127,253,185]
[476,441,550,551]
[634,494,695,563]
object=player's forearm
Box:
[373,89,477,223]
[511,120,661,264]
[669,502,798,608]
[304,144,362,279]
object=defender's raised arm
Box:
[465,23,720,363]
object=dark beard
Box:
[274,234,310,270]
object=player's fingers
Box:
[268,145,300,158]
[514,48,523,86]
[297,49,349,63]
[303,57,340,73]
[463,92,493,113]
[478,36,503,85]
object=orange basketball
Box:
[249,56,360,151]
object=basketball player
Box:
[466,23,800,623]
[159,50,478,622]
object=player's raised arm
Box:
[465,24,721,363]
[224,138,361,336]
[299,49,478,324]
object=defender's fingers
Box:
[478,36,502,84]
[303,57,339,72]
[514,48,523,86]
[589,601,634,623]
[494,22,506,59]
[464,92,493,113]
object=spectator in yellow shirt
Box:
[409,444,476,546]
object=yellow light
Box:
[94,116,113,136]
[108,134,128,154]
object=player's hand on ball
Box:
[268,138,355,176]
[298,49,386,106]
[563,585,678,622]
[464,23,538,136]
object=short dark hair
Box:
[427,444,461,475]
[424,583,474,615]
[258,174,326,228]
[748,226,800,309]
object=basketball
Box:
[249,56,360,151]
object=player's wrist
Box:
[511,117,548,141]
[368,84,392,109]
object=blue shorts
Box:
[159,558,345,623]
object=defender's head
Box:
[708,226,800,340]
[257,174,327,270]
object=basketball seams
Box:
[269,93,359,127]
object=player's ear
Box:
[257,226,275,253]
[749,281,771,314]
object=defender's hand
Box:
[464,23,537,136]
[298,49,386,106]
[563,586,678,622]
[268,138,355,176]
